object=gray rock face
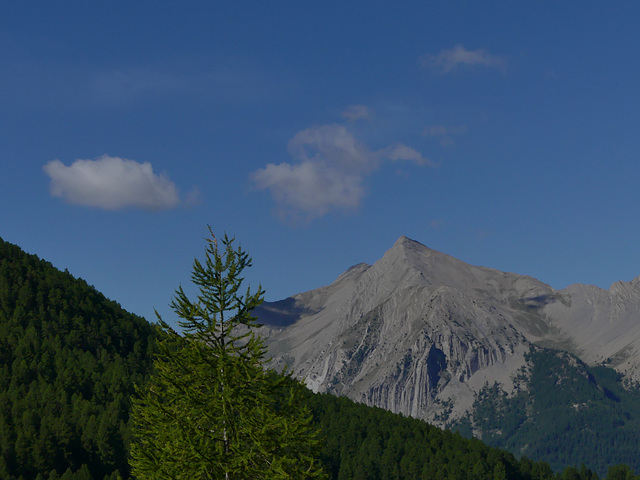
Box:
[255,236,640,424]
[542,277,640,377]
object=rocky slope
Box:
[542,278,640,376]
[256,236,640,424]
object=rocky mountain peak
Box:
[257,236,640,426]
[388,235,439,260]
[380,236,466,285]
[391,234,424,251]
[382,236,547,300]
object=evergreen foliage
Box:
[130,230,326,479]
[0,237,157,480]
[303,389,615,480]
[453,346,640,477]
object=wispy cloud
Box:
[421,45,505,74]
[0,53,284,111]
[423,124,467,147]
[342,104,372,121]
[383,144,430,165]
[251,124,429,222]
[43,155,189,210]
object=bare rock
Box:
[256,236,640,424]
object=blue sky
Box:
[2,2,640,325]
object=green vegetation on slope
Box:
[454,346,640,477]
[0,238,157,480]
[1,236,639,480]
[308,391,554,480]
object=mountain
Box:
[257,236,551,420]
[255,235,640,473]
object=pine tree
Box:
[130,229,326,479]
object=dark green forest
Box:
[0,238,157,479]
[452,347,640,477]
[1,236,639,480]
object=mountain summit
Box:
[256,236,640,423]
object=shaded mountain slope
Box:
[0,237,157,480]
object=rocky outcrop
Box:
[542,277,640,378]
[255,236,640,424]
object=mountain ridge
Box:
[256,235,640,425]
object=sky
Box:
[2,2,640,326]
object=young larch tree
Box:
[130,229,326,479]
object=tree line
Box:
[455,346,640,476]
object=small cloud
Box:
[287,124,376,174]
[251,124,429,222]
[421,45,505,74]
[251,160,364,221]
[342,104,372,121]
[43,155,186,210]
[383,144,431,166]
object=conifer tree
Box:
[130,229,326,479]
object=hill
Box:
[0,237,157,480]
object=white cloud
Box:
[384,144,430,165]
[251,124,429,222]
[421,45,505,74]
[43,155,182,210]
[287,124,377,173]
[251,161,364,221]
[341,105,372,121]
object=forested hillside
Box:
[453,347,640,477]
[1,236,638,480]
[0,238,157,479]
[306,391,605,480]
